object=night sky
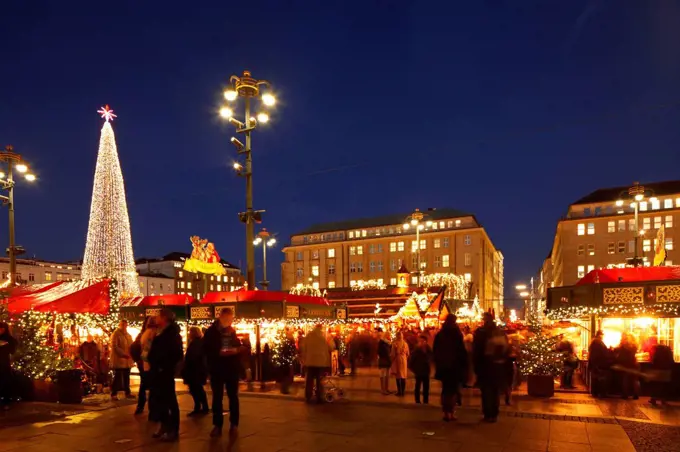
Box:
[2,1,680,308]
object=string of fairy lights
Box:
[546,303,680,320]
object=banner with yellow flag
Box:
[654,224,667,266]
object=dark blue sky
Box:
[2,0,680,307]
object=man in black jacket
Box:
[473,312,508,423]
[147,309,184,442]
[204,307,242,438]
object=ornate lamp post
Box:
[253,228,276,290]
[219,70,276,290]
[616,182,655,267]
[403,208,432,286]
[0,145,37,286]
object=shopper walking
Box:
[649,343,674,406]
[409,334,433,404]
[148,309,183,442]
[615,333,639,400]
[183,326,209,416]
[204,308,243,438]
[131,316,157,416]
[473,312,508,423]
[110,320,134,401]
[390,331,410,397]
[433,315,467,421]
[0,322,17,409]
[588,330,610,398]
[301,324,334,403]
[376,329,392,395]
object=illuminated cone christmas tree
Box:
[81,106,140,296]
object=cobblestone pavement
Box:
[0,393,638,452]
[619,419,680,452]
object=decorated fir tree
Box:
[518,320,562,377]
[81,106,140,297]
[13,311,72,380]
[271,329,297,368]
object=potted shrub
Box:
[518,326,562,398]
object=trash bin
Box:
[56,369,84,404]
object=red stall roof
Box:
[7,280,111,314]
[121,294,195,307]
[576,267,680,285]
[201,290,329,306]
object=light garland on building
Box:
[456,295,483,321]
[81,109,140,297]
[547,303,680,320]
[421,273,470,300]
[289,284,325,297]
[351,279,387,291]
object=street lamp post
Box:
[616,182,654,267]
[220,70,276,290]
[0,145,36,286]
[253,228,276,290]
[403,208,432,286]
[516,278,536,323]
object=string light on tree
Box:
[421,273,470,300]
[82,106,140,297]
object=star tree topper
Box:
[97,105,117,122]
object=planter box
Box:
[55,370,84,404]
[33,380,58,402]
[527,374,555,398]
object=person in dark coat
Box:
[433,315,467,421]
[147,309,184,442]
[588,330,610,398]
[615,333,639,400]
[0,322,17,409]
[204,307,243,439]
[649,344,674,406]
[473,312,508,423]
[182,326,209,416]
[376,329,392,395]
[409,334,433,404]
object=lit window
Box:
[217,284,221,291]
[350,280,356,287]
[434,239,441,249]
[187,282,192,289]
[629,219,635,231]
[608,221,615,233]
[434,256,441,268]
[140,281,144,288]
[666,215,673,228]
[465,253,472,266]
[455,220,461,227]
[587,223,595,235]
[608,243,615,255]
[223,275,228,282]
[181,281,185,288]
[377,278,384,285]
[666,238,674,251]
[312,265,319,277]
[432,223,438,230]
[397,241,405,251]
[389,242,396,252]
[328,248,335,258]
[349,231,354,239]
[666,260,673,266]
[439,221,445,229]
[420,239,426,250]
[178,271,183,278]
[411,256,418,268]
[618,220,625,232]
[329,264,335,275]
[464,273,471,282]
[369,261,375,273]
[577,224,585,235]
[643,218,651,230]
[655,217,662,229]
[361,230,367,237]
[412,241,418,252]
[350,246,356,256]
[577,266,585,278]
[665,199,673,209]
[587,244,595,256]
[464,235,471,245]
[643,240,652,252]
[447,220,454,228]
[328,281,336,288]
[640,201,648,211]
[587,265,595,273]
[577,245,584,256]
[411,276,418,284]
[210,284,214,291]
[443,238,449,248]
[357,246,363,255]
[652,198,661,210]
[618,241,625,253]
[443,255,450,267]
[390,277,397,285]
[312,282,319,290]
[677,198,680,208]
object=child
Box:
[409,334,433,404]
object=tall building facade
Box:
[281,208,504,312]
[0,257,81,284]
[136,252,243,300]
[546,180,680,288]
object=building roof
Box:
[137,270,174,279]
[294,208,473,235]
[135,252,240,270]
[572,180,680,205]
